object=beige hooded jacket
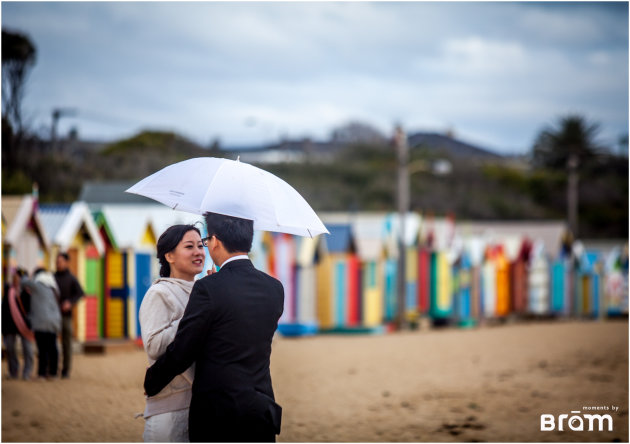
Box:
[139,277,196,418]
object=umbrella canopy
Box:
[126,157,329,238]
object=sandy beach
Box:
[2,320,628,442]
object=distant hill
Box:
[102,130,208,157]
[228,131,503,164]
[407,132,502,160]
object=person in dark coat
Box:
[1,268,34,380]
[144,212,284,443]
[54,252,84,378]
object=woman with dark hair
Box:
[139,224,205,442]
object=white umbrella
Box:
[125,157,329,238]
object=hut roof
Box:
[383,212,422,257]
[353,214,386,261]
[79,181,156,206]
[325,224,355,253]
[39,202,104,255]
[1,196,23,227]
[458,220,566,258]
[297,236,320,266]
[98,205,157,250]
[2,195,50,248]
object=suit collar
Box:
[219,257,253,271]
[220,254,250,268]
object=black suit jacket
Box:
[144,259,284,442]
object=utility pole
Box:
[567,153,579,239]
[50,108,77,152]
[394,125,409,330]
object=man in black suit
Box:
[144,212,284,442]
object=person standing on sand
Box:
[144,212,284,443]
[54,252,84,379]
[1,268,34,380]
[139,224,205,442]
[22,268,62,380]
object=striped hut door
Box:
[107,251,126,339]
[135,253,152,338]
[551,261,564,314]
[275,234,294,324]
[84,246,101,341]
[418,249,430,315]
[347,255,360,326]
[335,259,347,328]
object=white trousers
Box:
[143,408,189,442]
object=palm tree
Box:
[532,115,602,170]
[531,114,605,239]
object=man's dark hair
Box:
[204,212,253,253]
[57,252,69,261]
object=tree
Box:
[2,29,36,134]
[532,114,603,170]
[532,114,608,238]
[2,29,36,172]
[330,121,387,146]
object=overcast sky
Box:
[2,1,628,154]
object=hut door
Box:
[135,253,152,338]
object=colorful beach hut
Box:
[316,224,359,330]
[352,215,386,328]
[39,202,105,342]
[464,236,486,323]
[91,209,119,339]
[603,246,629,316]
[480,247,497,319]
[528,242,550,315]
[99,205,158,340]
[575,251,602,318]
[431,250,454,320]
[277,235,321,336]
[250,230,271,275]
[453,248,475,327]
[2,194,50,281]
[382,212,421,323]
[494,246,511,317]
[271,233,298,325]
[509,238,531,316]
[550,258,571,316]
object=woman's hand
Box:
[207,265,217,276]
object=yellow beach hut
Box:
[352,214,386,328]
[99,205,159,341]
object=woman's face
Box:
[165,230,205,281]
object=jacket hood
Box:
[152,277,195,293]
[35,272,60,295]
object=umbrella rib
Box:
[201,160,227,215]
